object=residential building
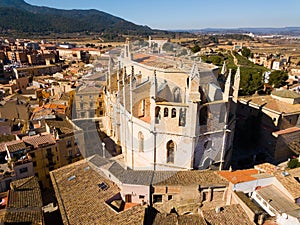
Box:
[237,89,300,163]
[74,81,104,120]
[22,133,58,188]
[45,116,83,166]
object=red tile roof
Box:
[217,169,259,184]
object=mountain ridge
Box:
[0,0,158,39]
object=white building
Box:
[101,40,240,171]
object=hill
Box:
[0,0,162,39]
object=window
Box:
[79,95,83,99]
[199,106,208,126]
[81,112,85,118]
[19,167,28,174]
[33,161,37,167]
[171,108,176,118]
[138,100,145,117]
[164,108,169,117]
[153,195,163,203]
[173,87,181,102]
[155,106,161,124]
[139,195,145,199]
[138,132,144,153]
[179,108,186,126]
[68,150,72,157]
[168,195,173,201]
[89,111,94,117]
[90,102,94,108]
[167,140,175,164]
[125,194,132,203]
[80,103,84,109]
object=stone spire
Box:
[150,70,157,100]
[223,69,232,101]
[221,61,227,75]
[124,38,132,60]
[233,66,240,103]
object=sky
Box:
[25,0,300,30]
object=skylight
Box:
[98,182,109,191]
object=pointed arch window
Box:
[179,108,186,127]
[164,108,169,117]
[173,87,181,102]
[167,140,175,163]
[155,106,161,124]
[138,132,144,152]
[171,108,177,118]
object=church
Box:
[100,38,240,171]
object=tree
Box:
[241,47,251,58]
[268,70,288,88]
[190,45,200,53]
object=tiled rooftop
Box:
[154,170,228,187]
[272,89,300,99]
[50,160,146,225]
[239,95,300,114]
[202,204,254,225]
[22,133,56,148]
[254,163,277,174]
[0,140,28,153]
[45,117,74,136]
[274,172,300,199]
[107,161,227,187]
[217,169,259,184]
[152,213,208,225]
[5,176,43,224]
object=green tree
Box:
[288,158,300,169]
[268,70,288,88]
[241,47,251,58]
[191,45,200,53]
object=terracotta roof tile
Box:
[50,160,146,225]
[274,172,300,199]
[5,176,43,224]
[254,163,277,174]
[22,134,56,148]
[217,169,259,184]
[239,95,300,114]
[4,140,28,153]
[202,204,254,225]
